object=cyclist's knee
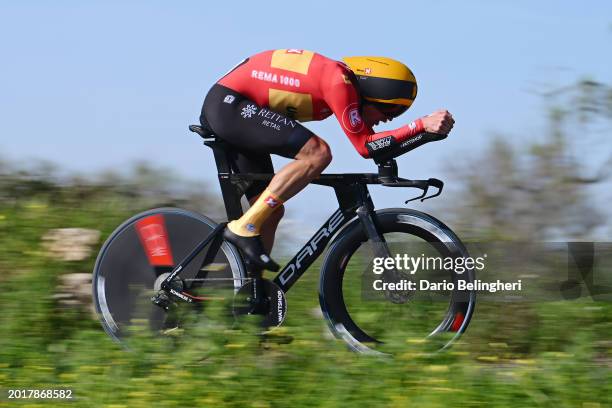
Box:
[300,136,332,172]
[315,138,333,170]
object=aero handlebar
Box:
[373,132,448,164]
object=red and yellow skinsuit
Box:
[218,49,423,158]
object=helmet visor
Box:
[371,102,409,119]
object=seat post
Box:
[189,124,248,221]
[204,139,245,221]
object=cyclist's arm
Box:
[322,66,425,159]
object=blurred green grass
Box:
[0,176,611,407]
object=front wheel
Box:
[319,209,476,355]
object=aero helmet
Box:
[342,56,417,111]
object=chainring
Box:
[233,279,287,327]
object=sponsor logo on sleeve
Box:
[367,135,393,151]
[349,110,361,127]
[223,95,236,104]
[341,103,364,134]
[399,133,423,148]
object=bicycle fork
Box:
[354,186,409,304]
[354,184,392,259]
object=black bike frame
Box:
[206,133,412,293]
[161,127,444,297]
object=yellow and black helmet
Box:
[342,56,418,109]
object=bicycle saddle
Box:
[189,124,215,139]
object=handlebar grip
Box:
[427,177,444,189]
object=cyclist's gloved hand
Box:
[421,110,455,135]
[223,228,280,271]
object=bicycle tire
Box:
[319,208,476,355]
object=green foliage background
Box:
[0,160,610,408]
[1,81,611,406]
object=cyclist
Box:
[199,50,454,271]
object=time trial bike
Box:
[92,124,476,355]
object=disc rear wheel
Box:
[92,208,245,347]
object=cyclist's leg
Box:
[227,136,330,243]
[202,84,331,268]
[266,135,331,200]
[232,150,284,253]
[233,138,331,253]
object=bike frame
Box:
[159,127,444,299]
[246,174,377,292]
